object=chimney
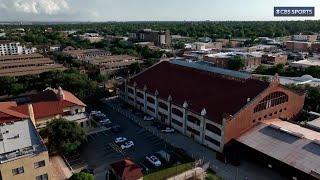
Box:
[57,87,65,100]
[27,104,36,126]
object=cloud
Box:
[0,0,70,15]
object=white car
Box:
[146,155,161,167]
[121,141,134,149]
[115,137,127,143]
[100,118,111,125]
[90,111,101,116]
[144,116,155,121]
[161,127,175,133]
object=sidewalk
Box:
[50,155,73,180]
[104,98,284,180]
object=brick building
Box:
[203,52,262,70]
[120,60,305,152]
[285,41,310,52]
[129,29,171,47]
[261,53,288,65]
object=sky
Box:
[0,0,319,22]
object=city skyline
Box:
[0,0,319,22]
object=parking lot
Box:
[77,104,178,179]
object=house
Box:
[0,87,90,129]
[110,159,143,180]
[120,59,305,152]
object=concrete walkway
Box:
[104,98,285,180]
[50,155,73,180]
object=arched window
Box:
[254,92,289,113]
[172,107,183,117]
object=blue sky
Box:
[0,0,319,21]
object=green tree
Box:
[228,56,245,70]
[40,119,86,154]
[69,172,94,180]
[129,62,142,74]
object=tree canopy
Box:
[69,172,94,180]
[40,118,86,154]
[228,56,245,70]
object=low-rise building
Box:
[0,118,51,180]
[311,43,320,52]
[285,41,310,52]
[235,119,320,179]
[120,60,305,152]
[83,55,143,75]
[109,159,143,180]
[0,87,90,129]
[289,59,320,68]
[292,34,318,42]
[261,53,288,65]
[63,49,111,60]
[203,52,262,70]
[185,42,223,52]
[0,54,65,77]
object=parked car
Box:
[161,127,175,133]
[144,115,155,121]
[100,119,111,125]
[111,125,121,133]
[115,137,127,143]
[121,141,134,149]
[146,155,161,167]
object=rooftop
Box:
[237,119,320,178]
[130,60,269,124]
[290,59,320,67]
[206,51,263,58]
[0,119,46,163]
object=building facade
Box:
[120,60,305,152]
[261,53,288,65]
[285,41,310,52]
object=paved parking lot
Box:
[78,105,172,179]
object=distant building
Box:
[0,87,90,129]
[261,53,288,65]
[285,41,310,52]
[0,54,65,77]
[0,118,51,180]
[130,29,171,47]
[185,42,223,52]
[203,52,262,70]
[109,159,143,180]
[79,33,104,43]
[292,34,318,42]
[311,43,320,52]
[63,49,111,60]
[290,59,320,68]
[82,55,143,75]
[120,60,305,152]
[0,40,36,56]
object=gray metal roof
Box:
[0,119,46,163]
[237,120,320,177]
[170,59,251,79]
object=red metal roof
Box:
[110,159,143,180]
[130,61,269,124]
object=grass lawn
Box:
[144,162,194,180]
[205,169,222,180]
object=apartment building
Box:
[129,29,171,47]
[261,53,288,65]
[203,52,262,70]
[0,54,65,77]
[0,40,36,56]
[0,118,51,180]
[0,87,90,130]
[120,60,305,152]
